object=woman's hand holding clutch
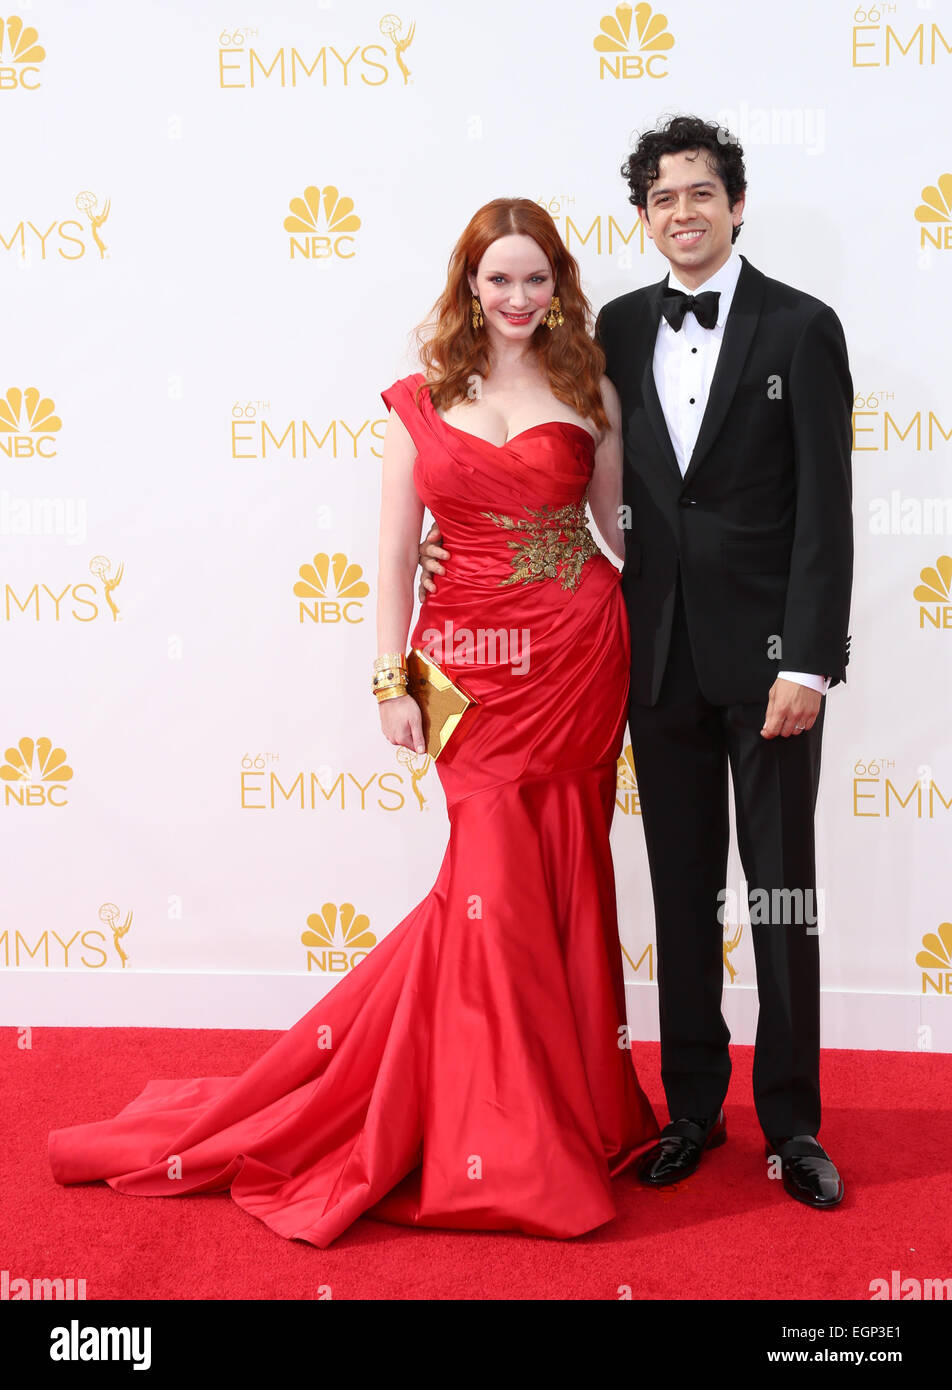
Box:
[379,693,427,756]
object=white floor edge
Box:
[1,973,948,1052]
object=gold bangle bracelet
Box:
[375,686,409,703]
[373,652,407,672]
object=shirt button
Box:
[691,347,698,354]
[689,397,696,404]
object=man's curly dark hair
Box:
[621,114,747,243]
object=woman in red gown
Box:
[48,199,657,1246]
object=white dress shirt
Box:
[652,250,829,697]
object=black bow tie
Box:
[660,287,720,331]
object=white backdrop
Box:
[1,0,950,1052]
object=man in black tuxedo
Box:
[415,115,852,1208]
[594,115,852,1206]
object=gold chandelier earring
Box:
[471,295,484,330]
[543,295,564,330]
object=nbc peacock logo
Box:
[0,387,61,458]
[301,902,377,972]
[294,551,369,624]
[915,174,952,251]
[917,922,952,995]
[284,185,361,261]
[594,3,674,80]
[615,742,641,814]
[914,554,952,630]
[1,736,73,807]
[0,14,45,89]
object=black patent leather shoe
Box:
[766,1135,844,1208]
[635,1110,726,1185]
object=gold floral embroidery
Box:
[479,500,598,592]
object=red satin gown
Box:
[48,373,658,1246]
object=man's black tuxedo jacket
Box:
[597,255,853,707]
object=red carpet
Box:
[6,1027,951,1301]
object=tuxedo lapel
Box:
[682,257,765,488]
[636,278,682,481]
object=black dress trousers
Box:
[627,574,825,1141]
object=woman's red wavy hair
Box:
[415,198,607,432]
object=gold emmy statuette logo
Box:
[0,386,61,458]
[99,901,132,968]
[915,175,952,251]
[917,922,952,995]
[239,752,425,814]
[294,551,369,623]
[218,20,416,88]
[284,185,361,260]
[75,190,110,259]
[4,555,124,623]
[1,736,73,807]
[301,901,377,972]
[615,743,641,814]
[0,14,45,89]
[89,554,124,620]
[723,921,742,982]
[379,13,414,83]
[396,746,431,809]
[914,554,952,629]
[594,3,674,79]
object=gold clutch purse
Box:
[406,647,478,760]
